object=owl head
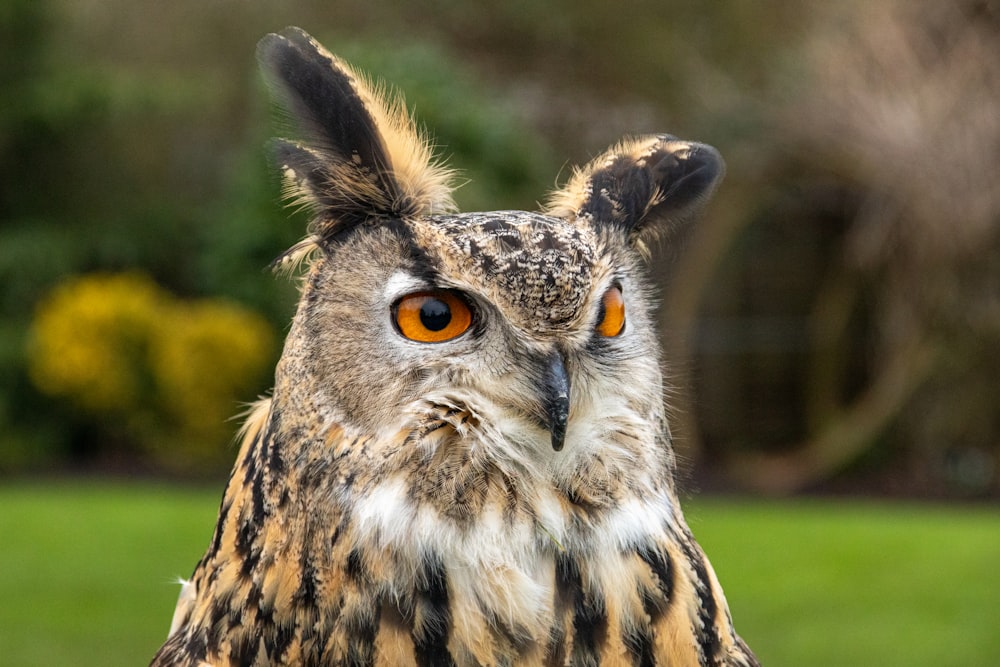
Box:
[257,28,723,481]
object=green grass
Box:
[1,482,997,666]
[687,498,1000,666]
[0,481,221,666]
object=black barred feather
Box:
[258,28,391,173]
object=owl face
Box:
[280,209,663,465]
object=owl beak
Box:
[542,351,570,452]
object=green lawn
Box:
[687,498,1000,666]
[1,482,997,666]
[0,482,222,666]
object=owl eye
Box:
[393,291,473,343]
[596,286,626,337]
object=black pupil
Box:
[419,298,452,331]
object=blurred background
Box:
[1,0,998,664]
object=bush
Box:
[28,272,276,472]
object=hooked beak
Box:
[541,351,570,451]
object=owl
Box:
[151,27,758,667]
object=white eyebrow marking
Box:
[383,270,429,303]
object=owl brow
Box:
[382,218,445,287]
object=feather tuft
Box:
[543,134,724,250]
[257,27,457,255]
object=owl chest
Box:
[348,475,563,617]
[336,480,681,665]
[200,461,699,666]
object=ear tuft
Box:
[543,135,724,249]
[257,28,456,250]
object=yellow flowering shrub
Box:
[28,272,276,471]
[29,272,166,413]
[148,299,276,466]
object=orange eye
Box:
[393,291,473,343]
[596,286,625,337]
